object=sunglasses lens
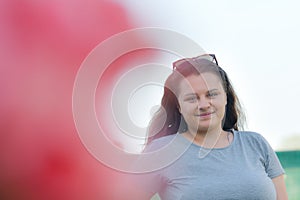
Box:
[173,54,217,70]
[195,54,214,62]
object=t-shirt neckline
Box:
[178,129,236,150]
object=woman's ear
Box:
[176,98,181,113]
[177,105,181,113]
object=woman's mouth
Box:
[200,112,213,116]
[195,112,215,117]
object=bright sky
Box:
[113,0,300,150]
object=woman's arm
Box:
[113,173,158,200]
[272,174,288,200]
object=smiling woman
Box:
[147,54,241,145]
[126,54,288,200]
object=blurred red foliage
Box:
[0,0,141,199]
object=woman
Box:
[129,54,288,200]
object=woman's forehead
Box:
[178,73,223,93]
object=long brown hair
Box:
[146,55,245,145]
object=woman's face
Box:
[177,72,227,133]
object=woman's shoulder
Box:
[234,130,272,149]
[143,134,178,152]
[235,130,263,138]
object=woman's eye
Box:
[185,96,197,102]
[207,92,218,97]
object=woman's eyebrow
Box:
[183,93,197,97]
[207,89,219,93]
[184,89,219,96]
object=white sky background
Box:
[112,0,300,150]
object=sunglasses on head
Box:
[173,54,218,70]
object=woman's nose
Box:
[197,98,211,110]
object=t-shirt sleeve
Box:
[127,141,167,198]
[129,170,164,198]
[259,134,285,179]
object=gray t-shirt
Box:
[134,130,284,200]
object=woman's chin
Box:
[196,123,218,133]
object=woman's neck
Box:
[183,127,231,148]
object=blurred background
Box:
[0,0,299,199]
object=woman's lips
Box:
[196,112,215,117]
